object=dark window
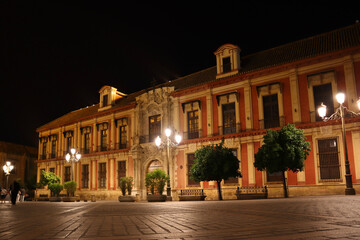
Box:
[318,138,340,180]
[42,142,47,159]
[82,165,89,188]
[222,57,231,73]
[187,110,199,139]
[119,125,127,149]
[103,94,108,106]
[266,171,283,182]
[101,130,108,151]
[64,166,71,182]
[84,133,91,153]
[99,163,107,188]
[222,103,236,134]
[149,115,161,142]
[66,137,72,153]
[187,154,200,186]
[51,141,56,158]
[117,161,126,188]
[49,168,55,173]
[263,94,280,128]
[313,83,334,122]
[224,149,239,185]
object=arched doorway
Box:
[145,160,163,194]
[146,160,163,173]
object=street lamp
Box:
[65,148,81,181]
[318,92,360,195]
[155,128,182,200]
[3,161,14,190]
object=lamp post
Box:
[318,92,360,195]
[155,128,181,200]
[65,148,81,182]
[3,161,14,191]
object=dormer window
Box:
[222,57,231,73]
[98,85,127,112]
[103,94,108,107]
[214,44,241,79]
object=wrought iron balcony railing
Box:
[259,116,285,129]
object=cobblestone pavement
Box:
[2,195,360,239]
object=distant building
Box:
[36,24,360,200]
[0,141,37,189]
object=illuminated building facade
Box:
[36,24,360,200]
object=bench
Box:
[236,186,268,200]
[178,189,206,201]
[36,194,49,201]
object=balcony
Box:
[40,154,47,160]
[218,123,241,135]
[140,135,158,144]
[183,129,202,140]
[97,144,108,152]
[81,148,93,155]
[259,116,285,129]
[115,141,129,150]
[50,153,56,159]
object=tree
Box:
[190,139,241,200]
[254,124,311,198]
[145,169,169,195]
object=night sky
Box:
[0,1,358,147]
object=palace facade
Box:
[36,24,360,200]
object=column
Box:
[344,56,358,111]
[93,121,97,152]
[111,116,115,150]
[289,68,302,124]
[206,90,213,136]
[247,142,255,185]
[244,82,253,130]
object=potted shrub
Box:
[37,171,61,201]
[145,169,169,202]
[63,181,77,202]
[118,177,135,202]
[49,183,63,202]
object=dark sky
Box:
[0,1,358,147]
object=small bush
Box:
[48,183,63,197]
[64,181,77,197]
[119,177,127,196]
[145,169,169,195]
[126,177,133,195]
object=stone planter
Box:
[62,196,76,202]
[147,194,167,202]
[118,195,136,202]
[49,197,62,202]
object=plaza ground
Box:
[1,195,360,239]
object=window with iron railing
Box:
[187,110,199,139]
[222,102,236,134]
[149,115,161,143]
[117,161,126,188]
[51,140,56,158]
[49,168,55,173]
[82,164,89,188]
[187,154,200,186]
[318,138,341,181]
[119,125,127,149]
[263,94,280,129]
[100,130,108,151]
[313,83,334,122]
[98,163,107,188]
[42,142,47,159]
[64,166,71,182]
[224,149,239,185]
[84,133,91,154]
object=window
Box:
[318,138,340,180]
[224,149,239,185]
[117,161,126,188]
[187,154,200,186]
[84,133,91,154]
[118,118,128,149]
[49,168,55,173]
[64,166,71,182]
[149,115,161,142]
[82,165,89,188]
[66,137,72,154]
[187,110,199,139]
[222,103,236,134]
[103,94,108,106]
[51,140,56,158]
[263,94,280,128]
[99,163,107,188]
[42,142,47,160]
[100,130,108,151]
[313,83,334,122]
[222,57,231,73]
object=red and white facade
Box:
[36,24,360,200]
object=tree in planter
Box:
[190,139,241,200]
[64,181,77,197]
[39,171,61,188]
[126,177,133,195]
[48,183,63,197]
[119,177,127,196]
[145,169,169,195]
[254,124,311,198]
